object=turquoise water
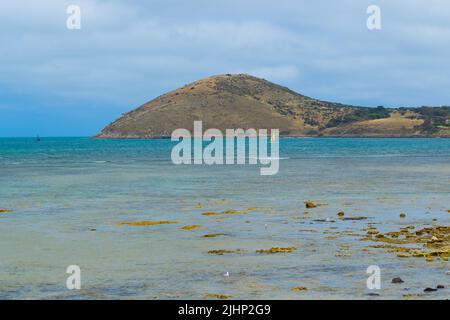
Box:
[0,138,449,299]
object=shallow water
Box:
[0,137,449,299]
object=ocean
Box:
[0,137,449,299]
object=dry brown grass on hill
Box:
[96,74,450,138]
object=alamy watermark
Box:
[367,5,381,30]
[171,121,280,175]
[366,265,381,290]
[66,265,81,290]
[65,5,380,31]
[66,5,81,30]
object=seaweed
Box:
[202,210,246,216]
[181,225,202,230]
[203,294,232,299]
[119,220,179,226]
[291,286,308,291]
[203,233,226,238]
[221,210,245,214]
[207,249,244,255]
[202,212,221,216]
[256,247,296,254]
[364,225,450,261]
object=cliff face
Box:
[96,74,450,138]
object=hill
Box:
[96,74,450,138]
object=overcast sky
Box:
[1,0,450,136]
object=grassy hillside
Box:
[97,74,450,138]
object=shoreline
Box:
[93,135,450,139]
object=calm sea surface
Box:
[0,138,449,299]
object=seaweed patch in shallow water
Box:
[256,247,296,254]
[221,210,246,214]
[202,212,221,216]
[193,205,208,209]
[363,225,450,261]
[181,225,202,230]
[291,286,308,292]
[403,293,424,299]
[203,294,232,299]
[119,220,179,226]
[202,210,246,216]
[203,233,226,238]
[207,249,245,255]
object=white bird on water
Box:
[223,272,229,277]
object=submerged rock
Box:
[392,277,404,284]
[366,292,380,296]
[342,216,368,221]
[304,201,327,209]
[305,202,318,209]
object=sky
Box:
[1,0,450,137]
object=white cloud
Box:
[242,66,300,83]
